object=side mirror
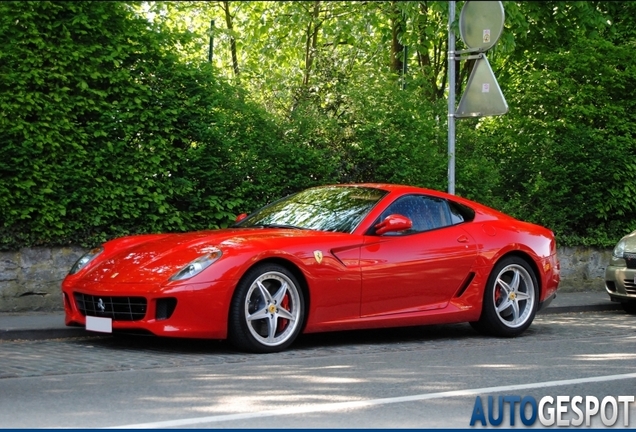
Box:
[374,214,413,235]
[235,213,248,223]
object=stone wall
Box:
[557,246,613,292]
[0,247,85,312]
[0,245,614,312]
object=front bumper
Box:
[604,264,636,303]
[62,279,236,339]
[538,291,557,312]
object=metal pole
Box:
[447,1,456,195]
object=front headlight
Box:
[69,247,104,275]
[170,250,222,281]
[613,239,627,258]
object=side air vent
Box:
[454,272,476,298]
[155,298,177,321]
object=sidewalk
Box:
[0,290,622,341]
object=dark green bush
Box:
[0,1,334,249]
[1,2,633,250]
[466,38,636,246]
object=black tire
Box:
[228,263,305,353]
[473,257,539,337]
[621,301,636,315]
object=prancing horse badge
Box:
[313,250,323,264]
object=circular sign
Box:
[459,1,505,51]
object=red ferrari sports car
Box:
[62,184,560,353]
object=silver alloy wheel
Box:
[491,263,535,328]
[244,271,302,347]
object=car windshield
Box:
[236,186,388,233]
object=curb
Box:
[539,303,622,315]
[0,327,89,341]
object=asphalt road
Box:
[0,309,635,429]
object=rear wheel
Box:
[621,301,636,315]
[228,263,305,353]
[472,257,539,337]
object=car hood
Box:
[81,228,353,285]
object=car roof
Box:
[336,183,453,199]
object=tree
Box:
[463,2,636,245]
[0,1,334,249]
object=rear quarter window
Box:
[448,200,475,224]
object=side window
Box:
[421,196,452,230]
[377,195,454,234]
[448,200,475,224]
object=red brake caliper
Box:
[494,282,502,306]
[278,294,290,332]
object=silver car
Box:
[605,230,636,314]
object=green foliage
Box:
[470,35,636,247]
[2,1,636,250]
[0,1,334,249]
[336,81,447,189]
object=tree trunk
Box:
[222,1,239,77]
[303,1,321,87]
[390,2,404,73]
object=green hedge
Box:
[0,1,335,250]
[461,37,636,247]
[1,2,634,250]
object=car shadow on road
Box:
[71,322,501,356]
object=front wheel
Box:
[621,301,636,315]
[228,264,305,353]
[472,257,539,337]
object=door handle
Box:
[457,235,469,243]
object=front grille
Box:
[74,292,147,321]
[622,280,636,295]
[624,253,636,269]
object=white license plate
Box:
[86,316,112,333]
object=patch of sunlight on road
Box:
[573,353,636,361]
[199,393,364,414]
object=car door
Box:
[359,194,478,317]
